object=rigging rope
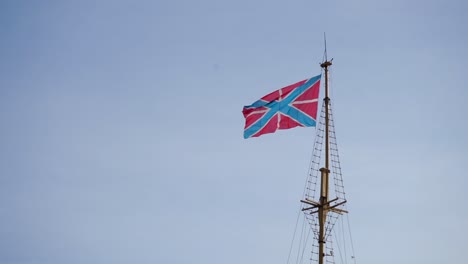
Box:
[346,212,357,264]
[340,212,348,263]
[333,228,345,264]
[299,218,312,264]
[286,205,303,264]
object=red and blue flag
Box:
[242,74,321,139]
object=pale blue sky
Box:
[1,1,467,263]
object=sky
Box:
[1,0,467,263]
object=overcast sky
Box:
[1,1,467,264]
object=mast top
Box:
[321,32,332,69]
[320,60,332,68]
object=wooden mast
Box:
[318,59,332,264]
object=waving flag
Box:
[242,74,321,139]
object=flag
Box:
[242,74,321,139]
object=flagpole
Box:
[318,58,332,264]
